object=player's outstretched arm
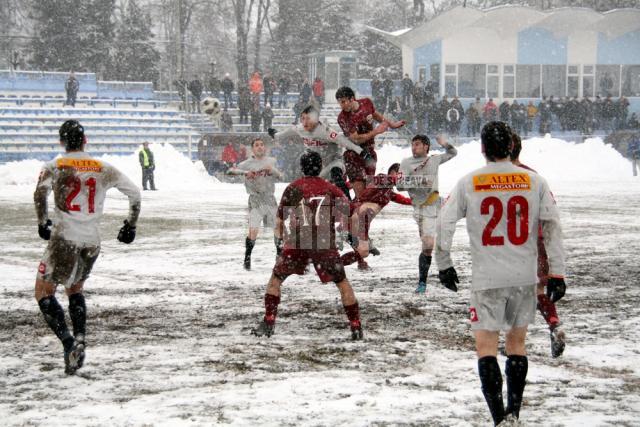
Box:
[348,121,389,144]
[325,123,363,154]
[391,192,412,206]
[435,134,458,164]
[270,126,298,142]
[373,111,405,129]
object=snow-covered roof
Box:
[370,5,640,48]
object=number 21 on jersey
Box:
[65,176,97,213]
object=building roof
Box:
[368,5,640,48]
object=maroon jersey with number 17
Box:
[337,98,377,152]
[278,177,349,250]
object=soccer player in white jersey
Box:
[227,137,283,270]
[34,120,141,375]
[268,105,371,199]
[435,121,566,426]
[396,134,457,294]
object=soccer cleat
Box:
[350,325,363,341]
[415,281,427,294]
[368,239,381,256]
[497,413,521,426]
[251,320,274,337]
[75,333,86,369]
[243,257,251,270]
[357,260,370,271]
[550,327,566,358]
[64,340,84,375]
[497,414,522,427]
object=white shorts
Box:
[248,195,277,229]
[37,237,100,288]
[412,202,439,237]
[469,284,536,331]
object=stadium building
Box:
[369,6,640,105]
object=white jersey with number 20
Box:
[436,161,565,291]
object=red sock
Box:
[264,293,280,325]
[340,251,360,266]
[343,302,361,329]
[537,294,559,328]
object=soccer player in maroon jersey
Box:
[335,86,405,199]
[510,133,566,358]
[341,163,412,269]
[252,151,363,340]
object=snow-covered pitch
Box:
[0,137,638,426]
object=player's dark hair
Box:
[335,86,355,101]
[251,137,263,147]
[301,105,318,116]
[388,163,401,174]
[510,132,522,161]
[300,150,322,177]
[59,120,85,151]
[412,134,430,146]
[481,121,513,161]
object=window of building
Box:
[621,65,640,97]
[487,64,499,98]
[542,65,566,97]
[516,65,540,98]
[503,64,515,98]
[417,66,427,83]
[458,64,486,98]
[596,65,620,97]
[567,64,579,98]
[445,64,457,97]
[582,64,595,98]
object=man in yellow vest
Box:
[139,142,157,191]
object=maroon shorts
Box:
[273,249,346,283]
[344,149,377,183]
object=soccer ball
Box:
[201,97,222,127]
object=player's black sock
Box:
[505,355,528,418]
[330,167,351,200]
[244,237,255,267]
[419,253,431,283]
[478,356,505,426]
[38,296,73,346]
[68,293,86,337]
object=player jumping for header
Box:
[252,151,363,340]
[268,105,369,199]
[34,120,141,375]
[335,86,405,199]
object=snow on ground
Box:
[0,138,639,426]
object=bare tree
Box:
[252,0,271,72]
[231,0,256,84]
